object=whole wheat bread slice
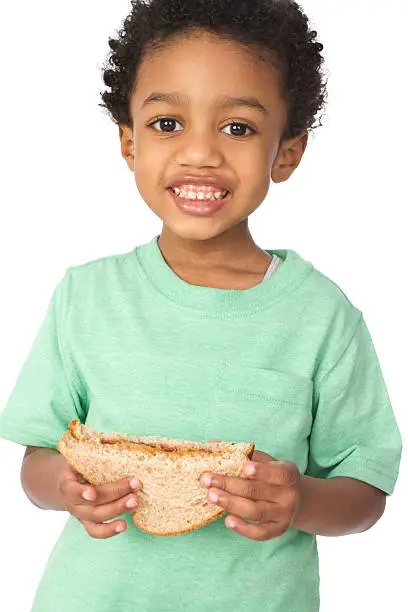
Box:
[58,420,255,536]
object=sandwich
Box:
[58,420,255,536]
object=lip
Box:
[167,187,231,216]
[166,174,232,192]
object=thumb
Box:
[252,449,278,463]
[207,441,274,463]
[59,455,88,484]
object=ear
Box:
[271,131,308,183]
[119,124,135,172]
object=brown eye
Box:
[149,117,182,133]
[222,122,255,137]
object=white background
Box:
[0,1,406,610]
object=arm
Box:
[21,446,68,511]
[200,455,387,541]
[20,446,142,539]
[292,474,386,537]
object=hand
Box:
[56,455,142,539]
[201,445,301,541]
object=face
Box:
[119,30,307,243]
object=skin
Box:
[119,29,308,287]
[201,448,386,540]
[22,29,386,541]
[119,29,386,540]
[119,30,385,540]
[21,447,141,538]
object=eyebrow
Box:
[140,91,268,115]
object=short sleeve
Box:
[0,273,87,448]
[305,314,402,495]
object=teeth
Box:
[171,187,228,201]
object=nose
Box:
[175,126,224,168]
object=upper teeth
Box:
[171,187,228,201]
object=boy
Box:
[0,1,402,610]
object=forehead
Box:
[133,30,285,115]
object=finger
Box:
[243,460,300,487]
[93,477,142,505]
[57,458,97,502]
[80,518,128,539]
[58,457,87,483]
[252,450,278,463]
[76,473,89,485]
[73,493,139,523]
[200,472,281,502]
[62,463,88,485]
[201,458,299,494]
[224,514,291,541]
[58,472,97,505]
[61,475,142,507]
[207,488,279,524]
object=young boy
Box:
[0,1,402,610]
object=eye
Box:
[147,117,256,137]
[221,122,255,137]
[148,117,183,133]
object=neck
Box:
[157,221,270,271]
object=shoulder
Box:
[68,248,136,278]
[53,247,140,317]
[285,250,363,372]
[61,247,138,288]
[289,249,362,318]
[311,267,360,317]
[301,255,364,378]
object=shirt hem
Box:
[325,458,398,496]
[0,424,59,449]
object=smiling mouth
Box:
[167,186,231,216]
[168,186,230,201]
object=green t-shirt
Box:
[0,235,402,612]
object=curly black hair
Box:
[99,0,327,140]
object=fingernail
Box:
[82,490,94,501]
[125,498,138,509]
[200,474,212,488]
[208,491,219,503]
[226,517,236,529]
[116,523,126,533]
[130,478,141,489]
[244,462,256,476]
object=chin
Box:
[161,217,230,242]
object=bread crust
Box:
[132,507,229,537]
[58,420,255,536]
[65,419,255,458]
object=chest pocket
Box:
[206,364,313,463]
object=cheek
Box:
[233,146,272,189]
[239,165,271,207]
[134,146,160,191]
